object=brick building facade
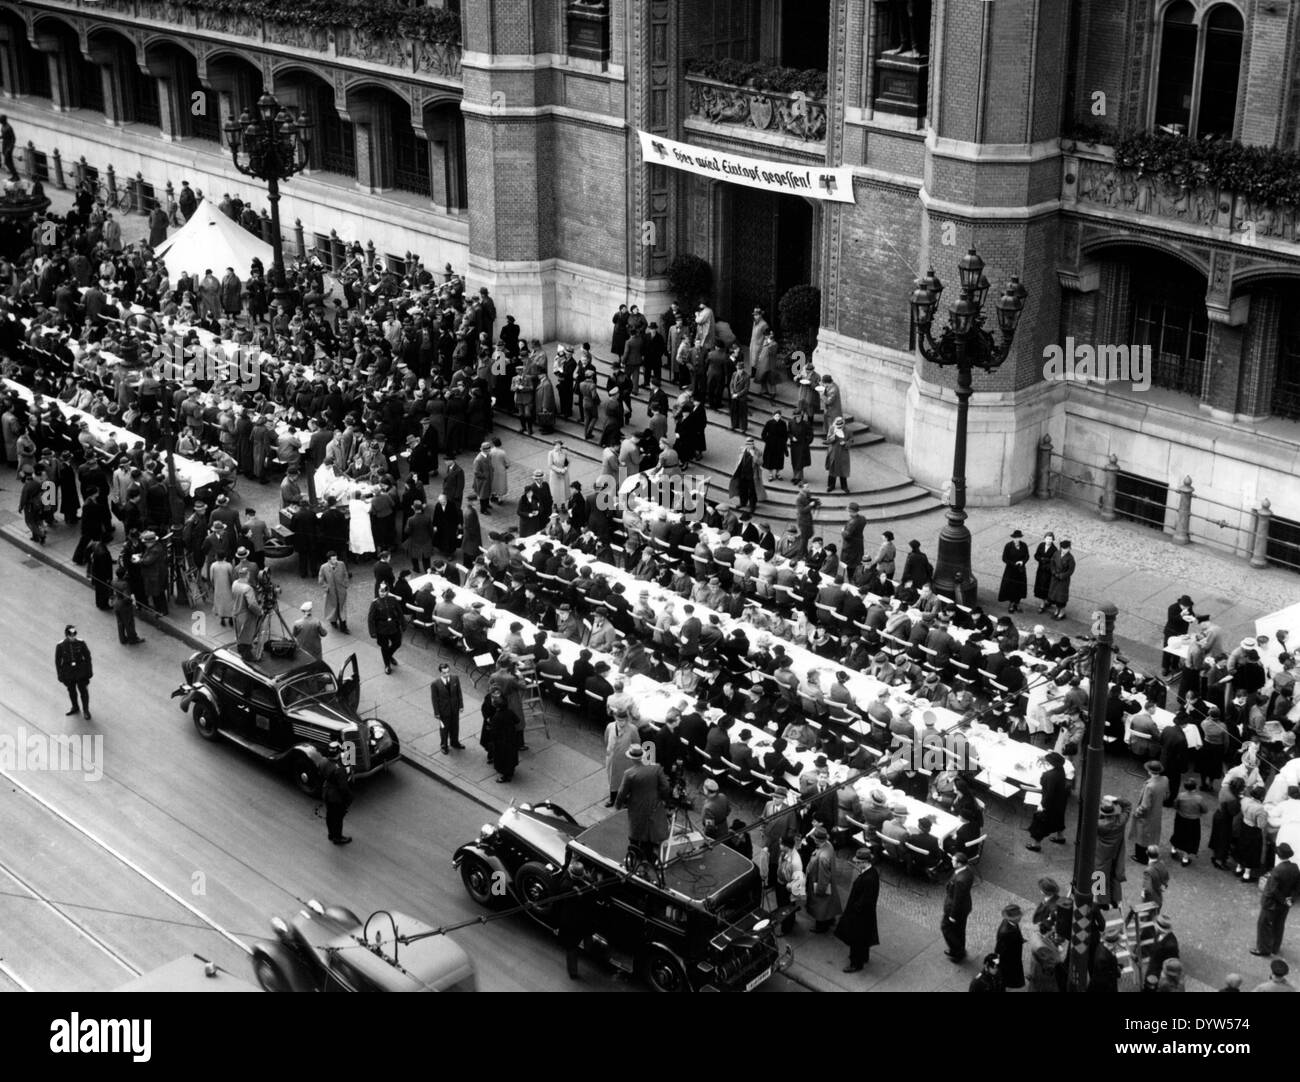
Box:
[2,0,1298,556]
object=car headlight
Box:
[479,824,495,839]
[368,722,387,742]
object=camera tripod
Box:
[623,800,704,888]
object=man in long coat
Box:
[518,470,553,536]
[317,551,351,632]
[442,455,465,507]
[403,499,436,574]
[231,566,263,660]
[841,503,866,577]
[219,267,242,317]
[805,825,843,932]
[1131,761,1169,863]
[1094,795,1131,906]
[835,847,880,972]
[472,443,493,514]
[1047,539,1076,618]
[943,852,975,961]
[760,411,788,480]
[616,745,671,858]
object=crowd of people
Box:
[2,170,1298,993]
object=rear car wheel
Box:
[294,754,321,796]
[642,946,690,993]
[460,856,509,910]
[192,702,219,741]
[254,955,290,992]
[513,861,559,922]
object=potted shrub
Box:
[666,253,713,308]
[778,283,821,360]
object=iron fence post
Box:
[1251,499,1272,569]
[1171,476,1193,545]
[1099,454,1118,521]
[1035,434,1052,499]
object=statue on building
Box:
[881,0,931,59]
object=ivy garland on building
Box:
[172,0,461,43]
[683,57,828,100]
[1113,130,1300,208]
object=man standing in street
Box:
[231,565,263,661]
[616,744,671,864]
[1252,841,1300,957]
[292,600,327,660]
[367,581,405,675]
[318,550,351,632]
[556,859,597,979]
[943,851,975,961]
[841,502,866,579]
[835,847,880,973]
[1253,959,1296,992]
[319,742,353,845]
[518,469,553,536]
[430,662,465,753]
[55,625,93,720]
[111,567,144,646]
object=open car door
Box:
[336,654,361,713]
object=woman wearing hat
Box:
[1032,531,1057,612]
[997,530,1030,612]
[1026,752,1069,851]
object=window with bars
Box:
[1131,278,1208,397]
[385,254,405,274]
[1266,514,1300,573]
[28,151,49,182]
[137,180,159,212]
[392,125,431,197]
[1274,302,1300,420]
[124,62,161,129]
[1114,471,1169,531]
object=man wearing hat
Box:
[555,859,597,980]
[319,741,353,845]
[805,824,842,933]
[517,469,553,537]
[1094,795,1131,907]
[701,778,730,839]
[1253,958,1296,992]
[133,529,169,616]
[1146,915,1179,988]
[616,743,671,863]
[835,847,880,972]
[1132,760,1168,863]
[55,624,93,721]
[292,600,327,660]
[840,502,866,577]
[1088,926,1123,992]
[994,904,1026,989]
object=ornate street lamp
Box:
[223,93,312,310]
[910,248,1027,603]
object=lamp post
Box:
[910,249,1027,604]
[223,93,312,312]
[1067,602,1117,991]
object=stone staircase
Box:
[508,344,944,530]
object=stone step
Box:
[574,349,876,450]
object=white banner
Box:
[636,129,855,204]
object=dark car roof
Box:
[208,646,330,685]
[569,814,756,907]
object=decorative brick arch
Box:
[85,22,147,75]
[1079,230,1211,281]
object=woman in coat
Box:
[483,691,520,782]
[1033,532,1058,609]
[824,417,850,494]
[1130,762,1169,861]
[804,826,842,931]
[994,905,1026,990]
[1026,752,1068,849]
[1047,540,1076,619]
[788,409,813,484]
[547,442,570,507]
[1231,784,1269,881]
[489,439,510,503]
[462,504,482,562]
[209,557,235,627]
[1209,776,1245,869]
[760,412,788,481]
[900,539,933,589]
[998,529,1030,612]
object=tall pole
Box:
[931,344,977,603]
[266,172,288,310]
[1067,601,1117,992]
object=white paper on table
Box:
[1023,790,1043,808]
[988,778,1018,798]
[473,653,494,668]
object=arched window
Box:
[1154,2,1242,139]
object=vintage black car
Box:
[454,802,793,992]
[251,899,477,992]
[172,647,399,793]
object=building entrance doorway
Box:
[714,185,815,337]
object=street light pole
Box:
[1067,601,1118,992]
[910,251,1028,605]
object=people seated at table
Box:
[905,816,945,877]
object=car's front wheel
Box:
[642,946,691,993]
[192,702,219,741]
[460,855,509,910]
[254,955,290,992]
[514,861,559,923]
[294,754,321,797]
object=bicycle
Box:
[96,178,135,215]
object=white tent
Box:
[152,198,275,280]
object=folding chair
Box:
[904,841,943,881]
[963,834,988,880]
[469,652,496,689]
[554,682,579,708]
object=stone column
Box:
[32,34,73,112]
[0,26,18,98]
[353,120,374,191]
[1201,320,1245,419]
